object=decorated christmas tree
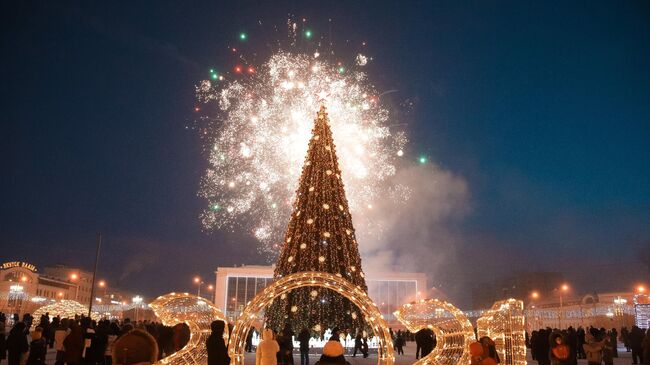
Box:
[266,105,368,333]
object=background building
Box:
[213,265,427,326]
[43,265,94,305]
[525,291,639,330]
[0,261,78,316]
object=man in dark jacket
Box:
[27,328,47,365]
[206,320,230,365]
[532,329,550,365]
[630,326,645,364]
[6,322,29,365]
[298,328,311,365]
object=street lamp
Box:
[638,285,646,294]
[194,276,204,297]
[558,284,569,329]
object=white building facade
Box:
[213,265,427,326]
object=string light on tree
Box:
[265,106,369,331]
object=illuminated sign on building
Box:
[1,261,37,272]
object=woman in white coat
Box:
[256,329,280,365]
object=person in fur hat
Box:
[256,329,280,365]
[314,329,350,365]
[112,329,159,365]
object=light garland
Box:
[266,106,368,331]
[393,299,475,365]
[228,271,394,365]
[476,299,526,365]
[150,293,227,365]
[31,300,101,327]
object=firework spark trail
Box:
[198,52,407,255]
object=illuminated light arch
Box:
[228,271,395,365]
[394,299,475,365]
[150,293,228,365]
[477,299,526,365]
[31,300,101,328]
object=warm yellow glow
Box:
[31,300,100,328]
[561,284,569,292]
[98,280,106,287]
[477,299,526,365]
[228,271,394,365]
[394,299,474,365]
[70,273,78,280]
[150,293,227,365]
[638,285,646,293]
[531,291,539,299]
[193,276,201,284]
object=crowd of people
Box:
[4,309,650,365]
[0,311,191,365]
[528,326,650,365]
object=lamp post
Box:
[194,276,204,297]
[558,284,569,329]
[69,273,80,301]
[206,284,214,302]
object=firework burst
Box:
[198,51,407,255]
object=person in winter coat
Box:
[352,332,366,358]
[394,331,405,355]
[631,326,645,365]
[297,328,311,365]
[277,325,294,365]
[314,331,350,365]
[549,332,570,365]
[0,313,7,364]
[565,327,578,365]
[642,329,650,365]
[206,320,230,365]
[54,319,69,365]
[479,336,500,364]
[256,329,280,365]
[6,322,29,365]
[532,329,550,365]
[112,329,159,365]
[105,322,120,365]
[602,332,615,365]
[64,321,84,365]
[583,330,604,365]
[609,328,618,358]
[26,328,47,365]
[245,327,255,353]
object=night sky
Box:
[2,1,649,306]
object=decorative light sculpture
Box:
[393,299,475,365]
[228,271,394,365]
[150,293,227,365]
[476,299,526,365]
[31,300,101,327]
